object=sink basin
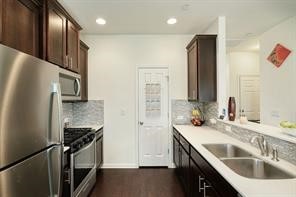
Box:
[221,158,296,179]
[202,144,253,158]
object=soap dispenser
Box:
[239,109,248,124]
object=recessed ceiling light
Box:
[96,18,106,25]
[167,18,177,25]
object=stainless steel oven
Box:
[70,137,96,197]
[59,68,81,101]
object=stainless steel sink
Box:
[221,158,296,179]
[202,144,253,158]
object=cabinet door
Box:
[46,1,67,67]
[191,147,238,197]
[198,37,217,101]
[191,159,203,197]
[190,159,219,197]
[1,0,41,57]
[173,137,180,168]
[180,145,190,196]
[67,20,79,73]
[79,41,89,101]
[187,42,198,100]
[96,137,103,168]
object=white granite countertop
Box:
[69,124,104,131]
[173,125,296,197]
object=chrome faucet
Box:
[250,135,269,156]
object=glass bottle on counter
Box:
[228,97,236,121]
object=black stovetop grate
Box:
[64,128,92,145]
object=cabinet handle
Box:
[198,175,205,192]
[180,140,184,147]
[193,90,196,99]
[70,57,73,69]
[203,182,212,197]
[65,55,68,67]
[68,56,72,69]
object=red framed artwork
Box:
[267,43,291,68]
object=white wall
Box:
[82,35,193,167]
[259,16,296,126]
[228,52,260,114]
[203,16,227,117]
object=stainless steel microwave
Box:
[59,68,81,101]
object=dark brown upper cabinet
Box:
[46,0,66,67]
[79,40,89,101]
[45,0,81,73]
[67,20,80,73]
[187,35,217,102]
[0,0,42,57]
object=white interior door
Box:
[138,68,169,167]
[239,75,260,121]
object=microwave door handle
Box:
[74,78,81,96]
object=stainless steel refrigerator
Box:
[0,44,64,197]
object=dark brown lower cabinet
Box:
[190,158,219,197]
[96,135,103,168]
[180,144,190,196]
[173,128,239,197]
[173,137,180,168]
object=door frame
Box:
[238,74,260,118]
[135,65,170,168]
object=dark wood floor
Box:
[90,168,185,197]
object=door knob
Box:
[139,121,144,125]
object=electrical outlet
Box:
[271,110,280,118]
[225,125,232,132]
[210,118,217,124]
[176,115,185,120]
[120,109,126,116]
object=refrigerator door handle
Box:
[48,144,64,197]
[51,82,63,143]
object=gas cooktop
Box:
[64,128,95,153]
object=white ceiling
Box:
[59,0,296,42]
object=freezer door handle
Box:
[48,145,64,197]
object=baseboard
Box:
[102,163,175,169]
[101,163,139,169]
[170,163,176,168]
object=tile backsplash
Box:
[171,99,217,125]
[171,99,203,125]
[62,100,104,126]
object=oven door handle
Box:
[73,137,96,156]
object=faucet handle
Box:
[263,139,269,157]
[271,146,280,162]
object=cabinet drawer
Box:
[180,135,190,154]
[173,128,179,140]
